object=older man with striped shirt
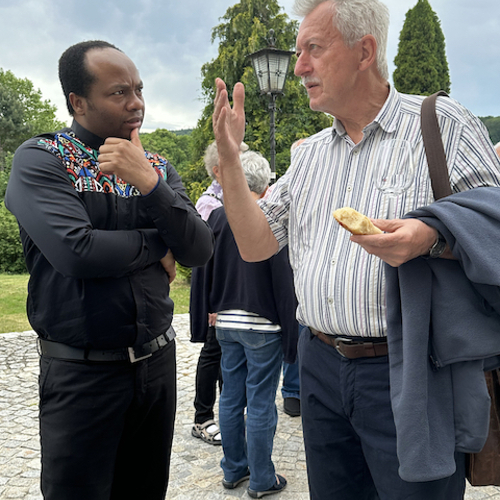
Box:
[212,0,500,499]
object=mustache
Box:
[301,77,321,87]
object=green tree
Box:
[185,0,331,199]
[140,128,193,178]
[0,69,65,273]
[0,152,13,202]
[0,69,66,154]
[0,202,26,273]
[393,0,450,96]
[479,116,500,146]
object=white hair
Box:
[240,151,271,195]
[293,0,390,80]
[203,141,249,179]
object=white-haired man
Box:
[212,0,500,499]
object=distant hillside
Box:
[479,116,500,145]
[171,129,193,136]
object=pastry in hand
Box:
[333,207,382,235]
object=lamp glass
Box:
[251,48,292,94]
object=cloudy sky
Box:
[0,0,498,132]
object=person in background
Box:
[211,0,500,498]
[191,150,298,498]
[495,141,500,157]
[278,138,306,418]
[5,40,213,500]
[190,140,248,445]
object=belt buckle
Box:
[333,337,353,358]
[127,347,153,363]
[36,338,42,356]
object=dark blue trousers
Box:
[298,328,466,500]
[39,340,176,500]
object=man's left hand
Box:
[98,128,159,195]
[350,218,438,267]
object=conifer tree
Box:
[393,0,451,95]
[184,0,331,200]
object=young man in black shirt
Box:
[5,40,213,500]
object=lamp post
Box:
[249,30,294,182]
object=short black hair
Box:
[58,40,122,115]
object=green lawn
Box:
[0,273,191,334]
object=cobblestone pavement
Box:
[1,314,500,499]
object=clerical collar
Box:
[70,120,106,151]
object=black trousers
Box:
[39,340,176,500]
[299,328,466,500]
[194,325,222,424]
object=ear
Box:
[69,92,87,116]
[358,35,377,73]
[212,164,220,180]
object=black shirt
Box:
[5,121,213,349]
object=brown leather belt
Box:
[310,328,388,359]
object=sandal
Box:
[191,419,222,445]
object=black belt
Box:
[37,326,175,363]
[310,328,388,359]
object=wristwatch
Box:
[427,232,447,258]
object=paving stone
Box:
[1,314,499,499]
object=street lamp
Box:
[249,29,294,182]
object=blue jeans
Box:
[281,324,305,400]
[281,361,300,399]
[216,327,283,491]
[299,327,466,500]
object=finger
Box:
[215,78,227,94]
[102,137,122,146]
[232,82,245,112]
[371,218,401,233]
[130,127,144,151]
[213,87,228,123]
[215,107,228,140]
[97,152,110,164]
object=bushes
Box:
[0,202,26,273]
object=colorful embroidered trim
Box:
[38,131,167,197]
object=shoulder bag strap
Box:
[420,90,452,200]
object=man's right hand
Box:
[213,78,246,169]
[160,249,177,284]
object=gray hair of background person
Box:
[293,0,390,81]
[203,141,249,179]
[240,151,271,196]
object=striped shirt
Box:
[259,85,500,338]
[216,310,282,333]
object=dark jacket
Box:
[5,121,213,349]
[189,206,299,363]
[385,187,500,482]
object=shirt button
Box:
[347,186,352,192]
[328,298,334,305]
[353,149,360,155]
[331,259,336,265]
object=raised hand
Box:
[98,128,159,194]
[212,78,246,168]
